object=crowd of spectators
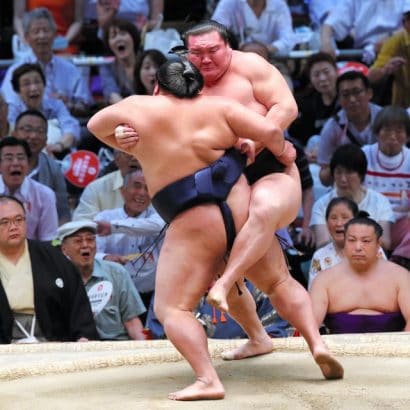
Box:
[0,0,409,344]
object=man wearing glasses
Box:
[0,195,98,344]
[13,109,71,224]
[0,137,58,241]
[318,70,382,186]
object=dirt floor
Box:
[1,334,410,410]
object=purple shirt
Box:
[0,176,58,241]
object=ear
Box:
[153,83,160,95]
[366,87,373,100]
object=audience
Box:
[0,4,408,344]
[320,0,404,64]
[0,195,98,343]
[133,49,167,95]
[99,18,141,104]
[13,0,85,54]
[1,7,92,117]
[58,220,147,340]
[318,70,381,186]
[0,137,58,241]
[310,144,394,250]
[72,149,140,221]
[0,93,9,138]
[9,63,80,158]
[12,109,71,224]
[95,169,165,319]
[308,198,386,290]
[91,0,164,33]
[212,0,296,56]
[289,52,338,147]
[362,106,410,270]
[368,4,410,108]
[310,215,410,334]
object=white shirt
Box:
[212,0,296,55]
[325,0,404,49]
[310,187,395,228]
[95,205,165,293]
[362,143,410,221]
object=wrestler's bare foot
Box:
[168,378,225,401]
[206,283,229,312]
[221,337,274,360]
[313,348,344,380]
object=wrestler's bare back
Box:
[87,91,280,196]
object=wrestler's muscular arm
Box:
[241,52,298,130]
[87,97,139,153]
[223,99,285,157]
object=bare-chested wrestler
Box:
[117,20,343,382]
[88,59,294,401]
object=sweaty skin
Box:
[88,87,289,401]
[186,29,342,377]
[115,29,344,392]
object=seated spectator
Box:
[212,0,296,56]
[362,105,410,270]
[58,220,147,340]
[133,49,167,96]
[72,149,140,221]
[99,18,142,105]
[310,215,410,334]
[9,63,80,159]
[308,0,339,31]
[368,4,410,108]
[95,169,165,320]
[12,110,71,224]
[288,52,338,147]
[310,143,394,250]
[320,0,404,64]
[318,70,382,186]
[146,280,291,340]
[308,198,386,289]
[87,0,164,41]
[0,195,98,344]
[0,92,8,138]
[0,137,58,241]
[13,0,84,54]
[1,8,93,117]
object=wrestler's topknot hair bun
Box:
[156,60,204,98]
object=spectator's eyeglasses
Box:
[0,215,26,229]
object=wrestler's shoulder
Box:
[231,50,273,71]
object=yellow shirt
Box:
[372,29,410,107]
[0,241,35,314]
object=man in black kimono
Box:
[0,195,98,343]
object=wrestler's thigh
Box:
[244,237,289,293]
[155,205,228,312]
[250,163,302,229]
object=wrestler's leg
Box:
[220,279,274,360]
[208,164,301,311]
[154,206,227,401]
[154,177,251,400]
[227,239,344,380]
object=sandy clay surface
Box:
[1,333,410,409]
